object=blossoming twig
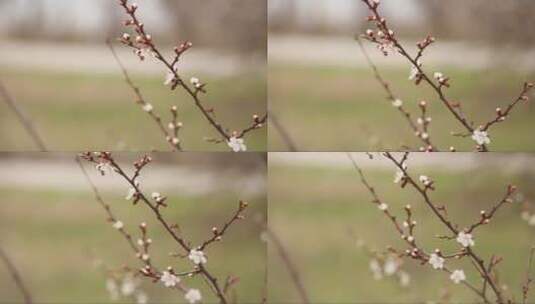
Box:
[81,152,251,304]
[356,39,436,151]
[346,152,532,303]
[0,246,33,304]
[360,0,534,152]
[116,0,266,151]
[107,41,183,150]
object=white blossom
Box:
[227,137,247,152]
[434,72,444,80]
[164,72,176,86]
[419,175,431,186]
[113,221,124,230]
[529,215,535,226]
[450,269,466,284]
[394,170,404,183]
[394,169,407,184]
[409,60,422,80]
[392,99,403,107]
[96,162,112,176]
[383,257,398,276]
[126,179,141,200]
[398,271,410,287]
[190,77,201,88]
[456,231,475,247]
[106,279,119,300]
[142,103,153,112]
[378,203,388,211]
[160,271,180,288]
[428,253,444,269]
[188,249,207,265]
[136,291,148,304]
[471,130,491,146]
[121,275,137,296]
[151,192,164,202]
[369,259,382,280]
[185,289,202,304]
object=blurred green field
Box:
[269,65,535,151]
[268,154,535,303]
[0,68,266,151]
[0,184,266,303]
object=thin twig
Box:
[264,227,310,304]
[0,246,33,304]
[106,41,182,151]
[0,80,47,151]
[268,110,298,151]
[522,247,535,304]
[356,38,436,151]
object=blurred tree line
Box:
[0,0,265,53]
[418,0,535,46]
[269,0,535,46]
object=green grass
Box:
[268,157,535,303]
[268,65,535,151]
[0,186,266,303]
[0,68,266,151]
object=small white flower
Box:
[428,253,444,269]
[142,103,153,112]
[471,130,491,146]
[419,175,431,186]
[96,162,112,176]
[126,188,136,200]
[392,99,403,107]
[151,192,162,201]
[160,271,180,288]
[383,257,398,276]
[456,231,475,247]
[450,269,466,284]
[369,259,382,280]
[378,203,388,211]
[136,291,148,304]
[121,275,137,296]
[398,271,410,287]
[434,72,444,80]
[394,170,404,183]
[408,60,422,80]
[190,77,201,88]
[227,136,247,152]
[164,72,176,86]
[529,215,535,226]
[126,179,141,200]
[122,33,131,40]
[185,289,202,304]
[106,279,119,300]
[113,221,124,230]
[188,249,207,265]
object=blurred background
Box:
[268,0,535,151]
[268,152,535,302]
[0,152,266,303]
[0,0,266,150]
